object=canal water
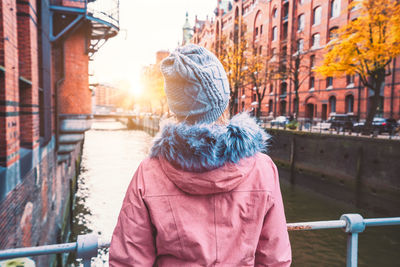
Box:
[69,120,399,267]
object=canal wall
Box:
[0,137,83,266]
[267,129,400,216]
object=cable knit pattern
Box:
[160,44,230,124]
[150,113,271,172]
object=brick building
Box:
[191,0,400,121]
[0,0,118,264]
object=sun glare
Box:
[129,77,143,97]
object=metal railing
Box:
[51,0,120,30]
[0,214,399,267]
[263,120,400,140]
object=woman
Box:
[109,44,291,266]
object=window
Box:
[268,99,273,113]
[326,77,333,88]
[282,22,288,40]
[297,39,304,52]
[255,27,259,36]
[273,8,278,18]
[272,26,278,41]
[272,26,277,41]
[282,45,287,58]
[330,0,341,18]
[280,100,287,115]
[280,82,287,95]
[329,27,339,41]
[347,74,355,85]
[270,48,277,61]
[298,14,305,32]
[310,55,316,69]
[259,46,262,55]
[309,76,315,89]
[312,33,320,48]
[282,3,289,19]
[270,83,274,93]
[329,96,336,113]
[345,95,354,113]
[260,25,263,34]
[313,6,322,25]
[298,0,304,4]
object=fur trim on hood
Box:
[150,113,270,172]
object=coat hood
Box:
[150,113,270,194]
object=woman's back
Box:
[110,114,291,266]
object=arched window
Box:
[282,3,289,19]
[312,33,320,48]
[254,10,262,41]
[345,95,354,113]
[272,7,278,18]
[269,83,274,93]
[329,96,336,114]
[313,6,322,25]
[298,14,305,31]
[330,0,341,18]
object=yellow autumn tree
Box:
[246,45,277,119]
[316,0,400,133]
[218,18,249,117]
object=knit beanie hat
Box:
[160,44,230,124]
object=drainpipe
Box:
[55,44,65,152]
[357,74,362,122]
[390,58,396,118]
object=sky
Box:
[90,0,217,93]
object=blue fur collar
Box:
[150,113,270,172]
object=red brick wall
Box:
[17,0,39,149]
[58,27,92,115]
[0,0,20,167]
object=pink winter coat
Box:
[110,114,291,266]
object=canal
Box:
[69,120,400,266]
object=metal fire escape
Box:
[49,0,119,59]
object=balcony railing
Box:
[50,0,119,58]
[0,214,399,267]
[51,0,119,30]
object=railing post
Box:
[340,214,365,267]
[77,234,98,267]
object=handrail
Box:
[0,214,399,267]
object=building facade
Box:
[0,0,118,265]
[191,0,400,121]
